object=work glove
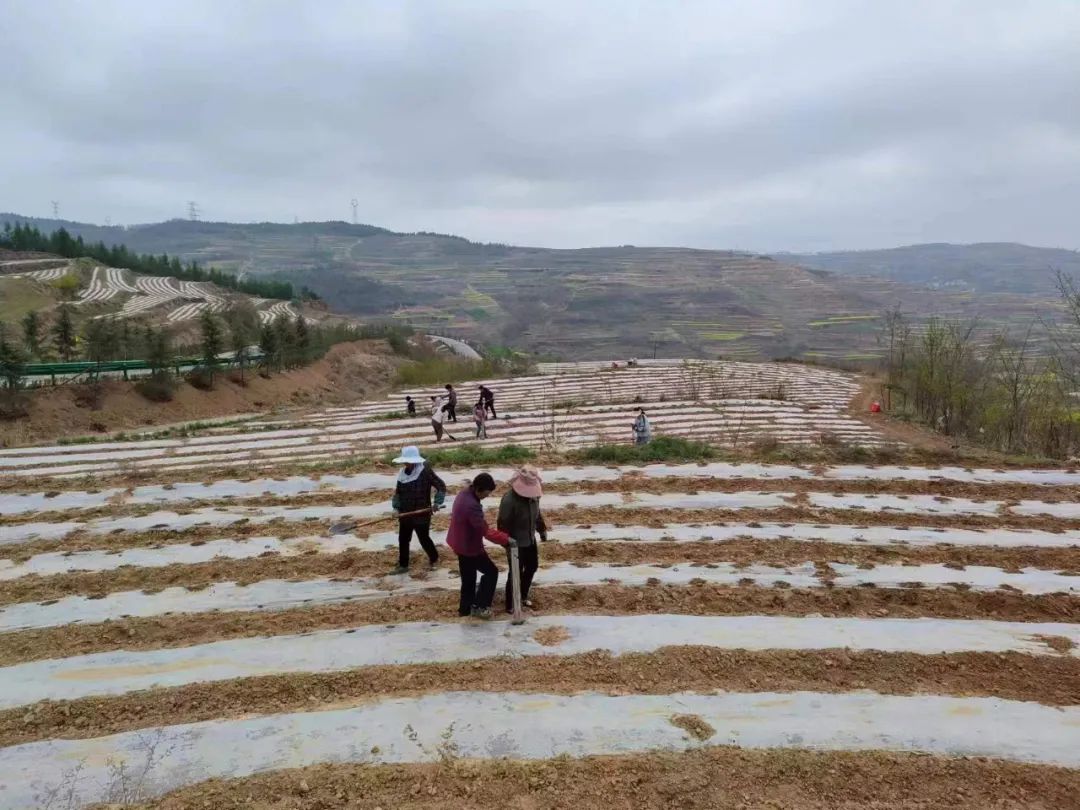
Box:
[433,491,446,511]
[392,509,400,517]
[508,537,519,549]
[540,533,549,543]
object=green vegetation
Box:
[570,436,717,464]
[1,222,308,301]
[392,443,536,468]
[699,331,746,341]
[879,303,1079,458]
[397,357,508,387]
[0,277,54,322]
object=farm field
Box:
[0,359,1077,807]
[0,256,303,333]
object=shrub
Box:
[136,374,176,402]
[0,391,29,420]
[72,381,105,410]
[185,368,214,391]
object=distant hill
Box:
[0,215,1067,361]
[778,243,1080,296]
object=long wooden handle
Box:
[509,543,525,625]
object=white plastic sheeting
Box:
[2,462,1077,516]
[3,691,1077,810]
[4,521,1077,581]
[3,614,1076,711]
[3,561,1075,632]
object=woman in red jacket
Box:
[445,472,510,619]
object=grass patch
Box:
[368,411,412,422]
[0,277,54,321]
[397,357,508,387]
[389,443,536,468]
[569,436,717,464]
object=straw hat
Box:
[509,465,543,498]
[392,445,426,465]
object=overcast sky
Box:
[3,1,1079,251]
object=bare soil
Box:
[0,341,402,447]
[3,583,1075,666]
[111,746,1080,810]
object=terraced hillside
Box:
[0,255,305,338]
[4,216,1065,362]
[0,360,1077,807]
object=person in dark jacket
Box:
[405,396,416,416]
[497,465,547,612]
[444,383,458,422]
[390,445,446,574]
[478,384,496,418]
[445,472,510,619]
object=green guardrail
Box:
[18,351,266,383]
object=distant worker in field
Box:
[430,396,447,442]
[498,466,547,612]
[632,407,652,445]
[444,383,458,422]
[405,396,416,416]
[478,384,496,418]
[390,445,446,574]
[473,400,489,439]
[446,472,510,619]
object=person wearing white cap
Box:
[390,445,446,574]
[497,465,548,611]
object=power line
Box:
[187,201,200,221]
[50,201,59,219]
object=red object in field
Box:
[870,401,882,413]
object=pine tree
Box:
[258,322,279,373]
[83,318,119,368]
[294,315,311,364]
[146,326,174,375]
[0,326,28,390]
[21,311,42,359]
[199,310,224,385]
[53,305,76,361]
[274,314,295,368]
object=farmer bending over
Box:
[446,472,510,619]
[390,445,446,574]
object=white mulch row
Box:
[0,402,888,476]
[74,266,118,304]
[3,691,1077,809]
[2,462,1077,516]
[2,614,1077,711]
[4,521,1076,581]
[3,562,1075,632]
[10,489,1074,546]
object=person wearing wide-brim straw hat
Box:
[389,445,446,574]
[497,465,548,611]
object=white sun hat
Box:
[393,445,426,465]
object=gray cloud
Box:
[2,0,1078,250]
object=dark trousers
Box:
[432,420,444,441]
[446,402,457,422]
[505,543,538,610]
[483,400,496,418]
[398,519,438,568]
[457,552,498,615]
